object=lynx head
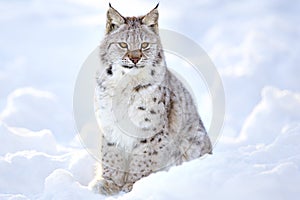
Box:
[99,4,166,81]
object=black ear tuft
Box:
[106,4,125,34]
[142,4,159,34]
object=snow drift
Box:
[1,86,299,200]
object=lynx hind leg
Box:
[182,131,212,161]
[198,132,213,156]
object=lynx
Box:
[90,4,212,195]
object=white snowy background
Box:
[0,0,300,199]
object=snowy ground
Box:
[1,0,300,200]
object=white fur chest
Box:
[95,64,166,150]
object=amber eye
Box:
[141,42,149,49]
[119,42,128,48]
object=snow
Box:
[0,121,97,199]
[238,87,300,145]
[40,169,99,200]
[0,124,57,155]
[1,86,299,200]
[0,0,300,200]
[0,87,74,143]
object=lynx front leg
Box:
[90,137,127,195]
[91,178,121,195]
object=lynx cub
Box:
[90,4,212,195]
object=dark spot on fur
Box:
[158,138,162,142]
[106,65,113,75]
[134,85,142,92]
[140,139,147,143]
[107,142,115,146]
[150,109,156,114]
[138,106,146,110]
[153,150,158,155]
[151,70,155,76]
[167,99,175,125]
[144,118,150,122]
[158,52,162,59]
[122,65,133,69]
[153,97,157,102]
[134,84,151,92]
[150,137,155,142]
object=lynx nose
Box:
[128,50,142,64]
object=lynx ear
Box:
[106,3,125,34]
[142,3,159,34]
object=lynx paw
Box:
[91,179,121,195]
[122,182,133,193]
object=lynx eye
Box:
[118,42,128,48]
[141,42,149,49]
